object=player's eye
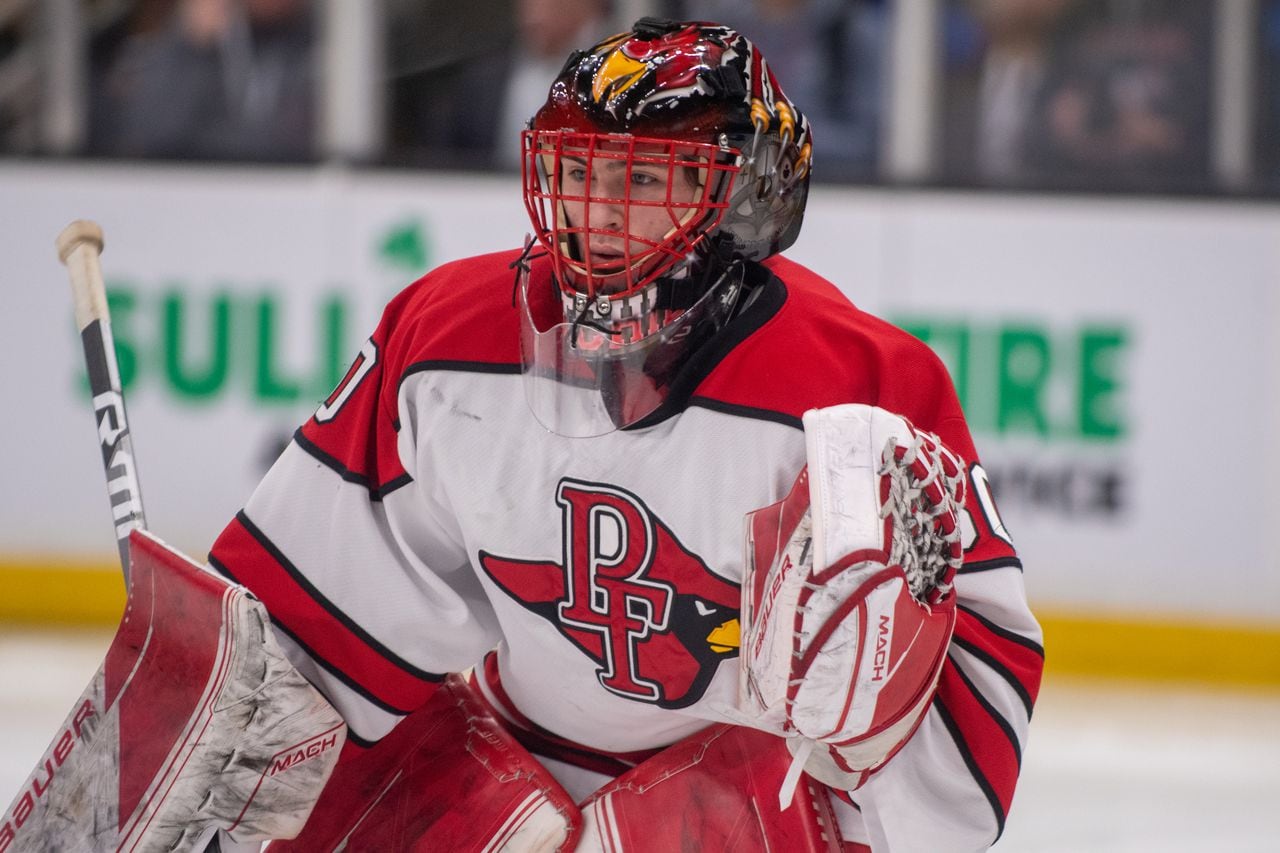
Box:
[564,166,588,183]
[631,171,660,187]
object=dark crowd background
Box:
[2,0,1276,196]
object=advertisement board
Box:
[2,162,1277,640]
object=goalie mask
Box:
[518,18,813,436]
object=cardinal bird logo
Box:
[589,25,728,116]
[480,478,740,709]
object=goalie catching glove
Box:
[740,404,966,791]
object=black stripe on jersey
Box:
[291,428,414,500]
[684,396,804,429]
[208,552,417,718]
[958,556,1024,575]
[207,553,236,584]
[398,360,521,393]
[952,633,1037,720]
[958,604,1046,659]
[270,620,414,720]
[344,728,381,750]
[933,696,1007,840]
[948,652,1023,768]
[235,511,446,685]
[955,605,1043,720]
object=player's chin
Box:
[568,257,647,295]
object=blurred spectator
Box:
[1024,0,1211,188]
[680,0,886,180]
[944,0,1212,190]
[385,0,514,170]
[947,0,1085,183]
[0,0,39,153]
[495,0,614,169]
[388,0,619,171]
[88,0,316,161]
[942,0,1076,183]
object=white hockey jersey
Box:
[209,249,1044,851]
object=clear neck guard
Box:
[517,248,744,437]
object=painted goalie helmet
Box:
[518,18,812,436]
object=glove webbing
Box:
[878,436,964,603]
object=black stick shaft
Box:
[81,318,146,584]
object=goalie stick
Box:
[56,220,146,586]
[0,222,345,853]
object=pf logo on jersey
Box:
[480,479,740,709]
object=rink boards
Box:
[0,162,1276,684]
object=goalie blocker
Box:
[741,404,966,790]
[0,531,344,852]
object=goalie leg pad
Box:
[1,530,345,852]
[578,724,853,852]
[266,675,581,852]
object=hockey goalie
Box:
[6,18,1043,852]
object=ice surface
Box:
[2,628,1277,851]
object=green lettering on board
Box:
[163,289,231,399]
[997,327,1051,437]
[893,316,1131,444]
[1078,326,1127,439]
[254,295,303,401]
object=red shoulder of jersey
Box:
[697,255,970,450]
[380,248,529,367]
[296,249,528,495]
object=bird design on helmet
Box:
[588,25,729,117]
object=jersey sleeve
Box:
[207,282,502,746]
[852,351,1045,851]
